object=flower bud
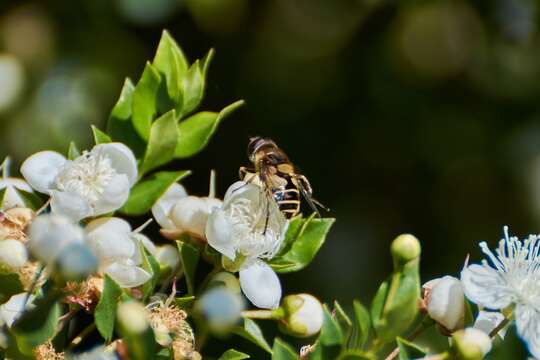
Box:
[0,239,28,270]
[171,196,222,239]
[208,272,241,294]
[391,234,421,266]
[117,301,149,334]
[155,244,180,270]
[279,294,324,337]
[452,328,492,360]
[423,276,464,332]
[196,287,244,333]
[55,243,98,282]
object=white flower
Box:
[0,293,35,328]
[206,181,288,309]
[155,244,180,269]
[0,239,28,270]
[152,171,222,240]
[196,287,245,332]
[461,226,540,358]
[281,294,324,337]
[423,276,464,332]
[117,301,149,334]
[0,157,34,210]
[28,213,85,263]
[85,217,154,288]
[21,143,137,221]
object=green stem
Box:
[242,308,284,320]
[489,314,513,338]
[382,272,401,315]
[384,316,433,360]
[67,322,96,349]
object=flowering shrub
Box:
[0,30,534,360]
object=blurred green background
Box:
[0,0,537,357]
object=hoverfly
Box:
[239,136,327,223]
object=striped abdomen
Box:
[272,178,300,219]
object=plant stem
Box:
[22,265,45,309]
[241,309,283,320]
[489,315,512,338]
[384,316,432,360]
[67,322,96,350]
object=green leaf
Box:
[12,290,62,354]
[233,318,272,354]
[275,214,310,256]
[178,60,204,118]
[270,217,335,273]
[132,62,161,141]
[67,141,81,160]
[177,240,200,295]
[396,337,426,359]
[95,275,123,341]
[272,338,299,360]
[141,246,161,300]
[320,304,344,347]
[336,350,376,360]
[201,48,215,79]
[120,170,191,216]
[91,125,112,144]
[173,295,195,309]
[175,100,244,159]
[107,78,146,158]
[121,325,158,360]
[139,110,179,175]
[0,272,24,303]
[219,349,250,360]
[371,275,419,343]
[153,30,188,114]
[351,300,371,349]
[9,188,43,211]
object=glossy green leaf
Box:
[67,141,81,160]
[95,275,123,341]
[177,240,199,295]
[11,188,43,211]
[270,217,335,273]
[272,338,299,360]
[140,110,179,175]
[351,300,371,349]
[219,349,250,360]
[120,170,190,215]
[178,60,204,118]
[320,304,344,346]
[12,290,62,354]
[201,48,214,79]
[175,100,244,158]
[336,350,376,360]
[0,272,24,303]
[233,318,272,353]
[91,125,111,144]
[107,78,146,158]
[141,246,161,300]
[132,62,161,141]
[371,275,418,343]
[276,214,311,256]
[396,337,426,359]
[153,30,188,113]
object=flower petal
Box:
[92,174,130,216]
[50,190,92,221]
[85,218,135,264]
[460,264,513,310]
[0,239,28,270]
[239,261,281,309]
[515,304,540,359]
[85,217,132,235]
[93,143,137,186]
[223,181,260,206]
[426,275,464,331]
[28,214,85,263]
[104,262,151,288]
[206,208,236,260]
[151,183,187,229]
[474,311,507,339]
[0,293,35,328]
[20,151,66,194]
[131,233,156,265]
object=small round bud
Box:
[423,276,464,332]
[391,234,421,265]
[117,301,149,334]
[452,328,492,360]
[0,239,28,270]
[155,244,180,270]
[55,243,98,282]
[208,272,241,294]
[279,294,323,337]
[196,287,244,333]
